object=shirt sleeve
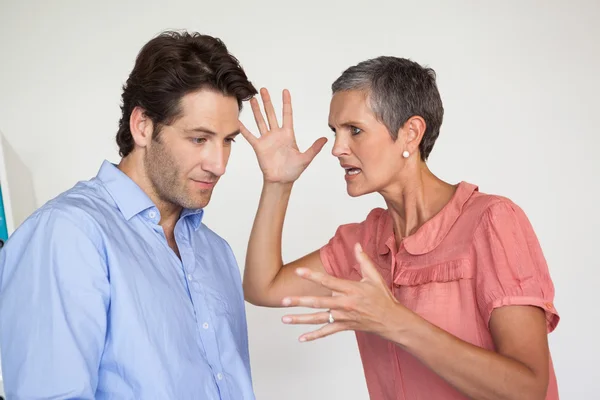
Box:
[319,223,361,279]
[319,209,384,280]
[0,209,110,399]
[473,200,559,332]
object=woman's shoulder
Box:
[460,186,536,238]
[365,207,388,222]
[329,207,391,252]
[464,186,527,221]
[335,207,388,229]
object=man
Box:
[0,30,257,399]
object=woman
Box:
[240,56,559,400]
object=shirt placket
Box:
[176,225,231,400]
[386,238,407,400]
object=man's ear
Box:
[129,106,154,148]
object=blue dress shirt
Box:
[0,160,255,399]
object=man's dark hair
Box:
[332,56,444,161]
[116,30,257,157]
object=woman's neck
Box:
[380,162,457,248]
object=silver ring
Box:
[328,310,335,324]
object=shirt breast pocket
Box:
[203,285,234,316]
[201,281,244,337]
[392,259,476,338]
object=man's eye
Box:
[350,126,362,135]
[225,138,236,144]
[191,138,207,144]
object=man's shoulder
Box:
[17,179,113,238]
[1,183,112,266]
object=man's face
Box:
[144,89,240,210]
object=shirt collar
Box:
[96,160,204,229]
[378,181,478,256]
[181,208,204,230]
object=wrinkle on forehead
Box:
[329,90,378,128]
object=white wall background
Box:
[1,0,599,398]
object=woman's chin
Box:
[346,183,373,198]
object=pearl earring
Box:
[402,150,410,158]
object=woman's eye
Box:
[351,126,362,135]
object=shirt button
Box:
[217,372,223,380]
[148,211,156,219]
[187,274,193,281]
[203,322,209,329]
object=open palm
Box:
[240,88,328,184]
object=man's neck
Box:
[117,156,182,233]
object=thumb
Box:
[354,243,383,283]
[302,137,328,164]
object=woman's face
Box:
[328,90,408,197]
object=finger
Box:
[239,121,258,147]
[301,137,328,164]
[260,88,280,130]
[249,97,268,135]
[281,310,333,325]
[281,295,345,310]
[298,322,349,342]
[282,89,293,130]
[354,243,384,284]
[295,267,354,294]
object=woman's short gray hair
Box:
[331,56,444,161]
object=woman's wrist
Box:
[383,303,430,349]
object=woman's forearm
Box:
[388,307,547,400]
[242,180,293,306]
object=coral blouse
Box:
[320,182,559,399]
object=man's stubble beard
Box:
[144,142,214,210]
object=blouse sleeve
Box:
[320,222,362,280]
[319,209,386,280]
[473,200,559,332]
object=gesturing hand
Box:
[280,243,418,343]
[240,88,328,184]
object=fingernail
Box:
[295,268,307,276]
[299,337,307,342]
[282,298,291,306]
[282,316,292,323]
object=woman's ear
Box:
[398,115,426,158]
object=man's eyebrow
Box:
[185,127,216,135]
[185,127,240,137]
